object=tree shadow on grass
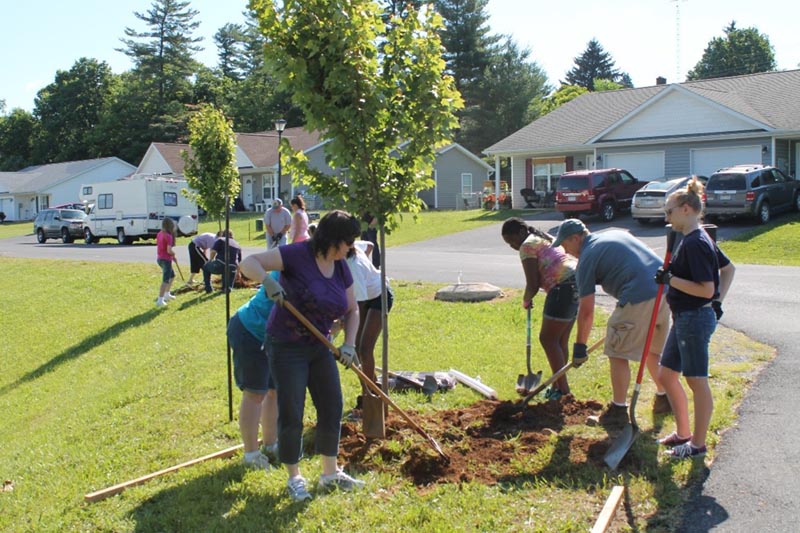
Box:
[129,463,307,533]
[0,308,162,396]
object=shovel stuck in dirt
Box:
[604,229,676,470]
[516,307,542,395]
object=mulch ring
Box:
[173,276,260,294]
[339,396,607,486]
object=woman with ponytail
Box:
[501,217,579,399]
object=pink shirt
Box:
[290,209,310,242]
[156,230,174,261]
[518,233,576,292]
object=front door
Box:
[243,177,253,210]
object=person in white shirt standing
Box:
[264,198,292,249]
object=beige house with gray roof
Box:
[485,69,800,209]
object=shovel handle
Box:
[282,300,450,462]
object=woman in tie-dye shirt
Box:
[502,218,578,398]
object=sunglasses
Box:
[664,205,683,216]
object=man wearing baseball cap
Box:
[553,219,671,422]
[264,198,292,249]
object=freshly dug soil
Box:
[339,396,607,486]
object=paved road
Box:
[3,213,798,530]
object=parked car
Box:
[704,164,800,224]
[555,168,647,221]
[632,175,708,224]
[33,208,88,243]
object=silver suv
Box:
[705,165,800,224]
[33,208,87,243]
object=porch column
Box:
[494,155,501,211]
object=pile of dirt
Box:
[339,396,607,486]
[173,276,260,294]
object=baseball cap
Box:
[273,198,283,206]
[552,218,587,247]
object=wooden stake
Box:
[84,442,250,503]
[591,485,625,533]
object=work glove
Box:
[261,274,285,305]
[572,342,588,368]
[712,300,723,320]
[522,299,532,309]
[338,344,359,369]
[275,232,283,242]
[654,267,673,286]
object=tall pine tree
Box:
[564,38,632,91]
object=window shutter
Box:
[525,159,532,189]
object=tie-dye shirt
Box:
[518,233,576,292]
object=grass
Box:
[716,213,800,266]
[0,258,773,531]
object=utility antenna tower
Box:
[671,0,687,81]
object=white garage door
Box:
[690,145,762,176]
[603,151,665,181]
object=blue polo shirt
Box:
[576,230,662,306]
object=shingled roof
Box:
[485,69,800,155]
[0,157,133,194]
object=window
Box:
[619,171,635,185]
[98,194,113,209]
[534,161,567,192]
[163,192,178,206]
[82,186,93,195]
[461,173,473,194]
[262,174,275,200]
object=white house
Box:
[0,157,137,221]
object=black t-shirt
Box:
[667,228,727,313]
[212,238,242,265]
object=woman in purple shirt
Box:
[239,210,363,502]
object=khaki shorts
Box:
[604,297,669,361]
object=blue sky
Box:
[2,0,798,113]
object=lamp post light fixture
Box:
[275,118,287,202]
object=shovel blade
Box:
[523,371,542,392]
[361,393,385,439]
[604,423,639,470]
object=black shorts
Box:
[542,279,578,322]
[364,286,394,312]
[188,241,206,274]
[227,314,273,394]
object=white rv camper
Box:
[80,176,199,244]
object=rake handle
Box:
[282,300,449,462]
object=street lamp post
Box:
[275,118,287,202]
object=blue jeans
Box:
[265,334,343,464]
[661,307,717,377]
[202,259,236,292]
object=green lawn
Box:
[717,214,800,266]
[0,258,773,531]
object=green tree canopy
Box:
[564,38,632,91]
[249,0,462,230]
[0,108,37,171]
[181,104,240,224]
[687,21,776,81]
[32,58,118,163]
[542,84,589,115]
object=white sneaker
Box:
[318,469,365,491]
[165,293,176,301]
[287,476,312,502]
[156,299,167,307]
[261,442,278,460]
[242,452,272,471]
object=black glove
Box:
[654,267,673,286]
[572,343,588,368]
[712,300,723,320]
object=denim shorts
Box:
[543,279,578,322]
[227,314,273,394]
[660,306,717,377]
[157,259,174,283]
[364,286,394,312]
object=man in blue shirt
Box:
[552,219,670,422]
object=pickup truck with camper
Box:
[80,176,199,244]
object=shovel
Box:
[518,336,606,410]
[604,229,677,470]
[282,300,449,462]
[516,306,542,395]
[173,257,185,282]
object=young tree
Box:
[32,58,118,163]
[181,104,240,227]
[687,21,776,81]
[564,38,632,91]
[118,0,203,115]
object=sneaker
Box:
[666,442,706,459]
[345,409,362,422]
[658,431,692,447]
[242,452,272,471]
[165,293,176,301]
[318,469,365,492]
[287,476,312,502]
[653,394,672,414]
[544,387,563,401]
[598,403,629,426]
[156,299,167,308]
[261,442,279,460]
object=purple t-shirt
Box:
[266,241,353,344]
